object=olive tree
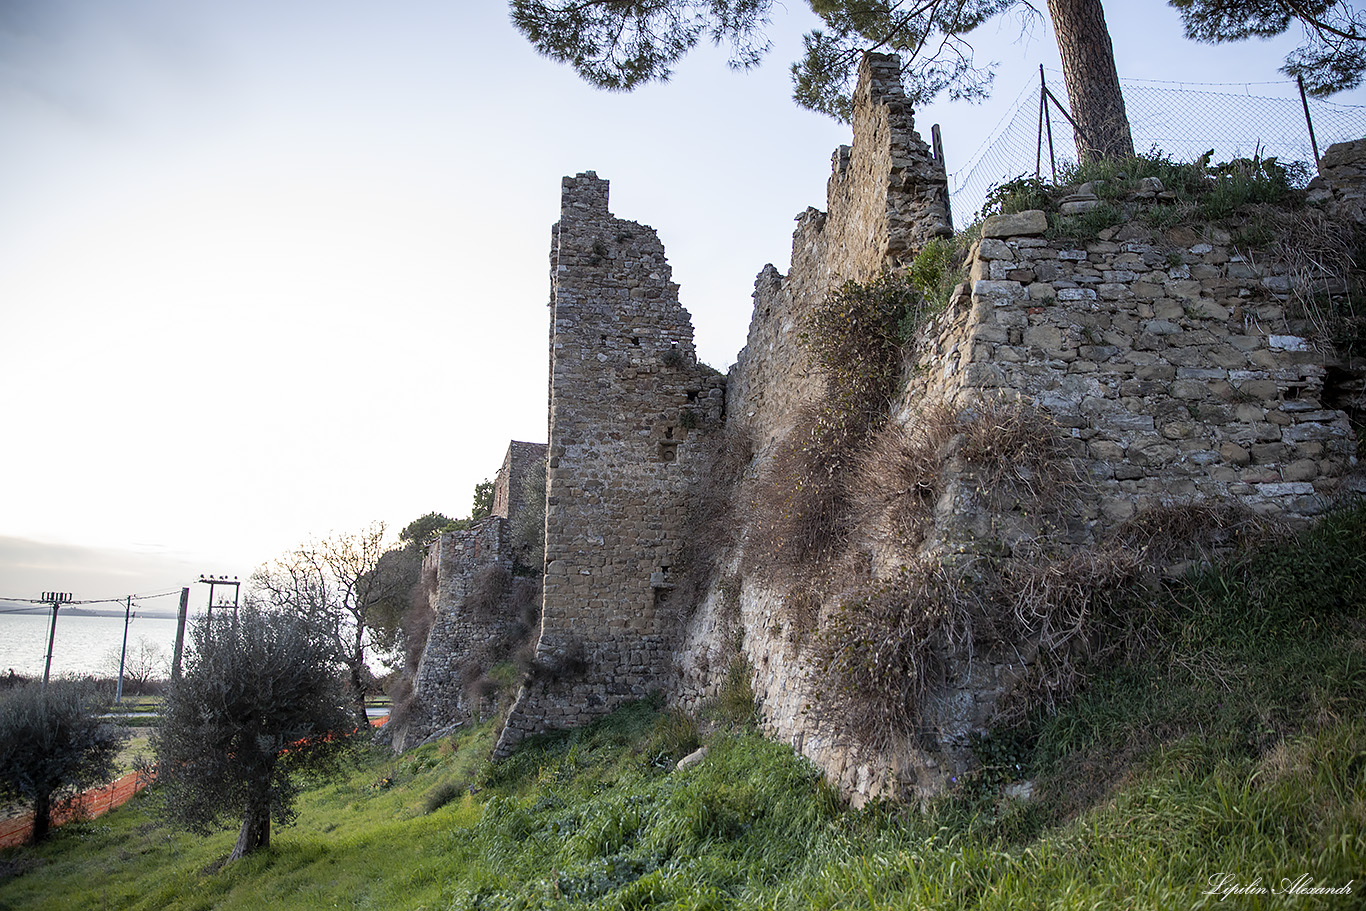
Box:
[0,681,125,843]
[150,608,353,861]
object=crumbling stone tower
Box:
[495,173,724,757]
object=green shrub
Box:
[423,779,466,814]
[905,235,962,316]
[979,174,1052,218]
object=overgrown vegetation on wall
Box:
[748,270,945,575]
[980,150,1364,356]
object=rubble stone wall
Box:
[728,53,952,449]
[493,440,548,522]
[675,68,1361,804]
[392,517,511,749]
[494,173,725,758]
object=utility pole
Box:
[171,587,189,680]
[40,591,72,687]
[115,595,133,703]
[197,575,240,619]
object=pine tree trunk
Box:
[1047,0,1135,161]
[30,790,51,843]
[229,792,271,861]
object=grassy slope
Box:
[2,508,1364,911]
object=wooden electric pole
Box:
[40,591,72,687]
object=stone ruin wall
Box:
[392,517,510,750]
[727,53,952,449]
[673,59,1362,803]
[400,52,1364,802]
[493,173,725,758]
[391,440,546,750]
[492,440,548,525]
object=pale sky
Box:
[2,0,1361,608]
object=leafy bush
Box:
[905,235,962,315]
[979,174,1052,218]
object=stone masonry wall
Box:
[908,208,1357,557]
[728,52,952,450]
[493,440,548,522]
[392,517,511,750]
[395,439,548,749]
[675,61,1361,804]
[673,53,965,800]
[494,173,725,758]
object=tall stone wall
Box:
[494,173,725,758]
[674,60,1361,804]
[391,517,511,750]
[394,439,548,749]
[910,209,1357,558]
[728,53,952,449]
[492,440,548,522]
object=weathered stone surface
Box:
[981,209,1048,238]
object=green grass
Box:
[3,508,1365,909]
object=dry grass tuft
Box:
[850,404,959,546]
[813,561,974,751]
[745,407,855,577]
[1114,501,1267,564]
[469,565,513,621]
[1262,205,1360,340]
[956,398,1084,506]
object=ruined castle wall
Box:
[495,173,724,757]
[728,52,952,450]
[493,440,549,522]
[907,211,1356,560]
[678,61,1360,804]
[673,54,966,800]
[393,517,513,749]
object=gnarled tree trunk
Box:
[30,790,51,843]
[229,791,270,861]
[1047,0,1135,161]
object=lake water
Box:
[0,610,184,679]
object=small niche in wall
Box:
[658,441,678,463]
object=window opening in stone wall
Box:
[632,336,640,346]
[665,426,675,440]
[658,441,678,462]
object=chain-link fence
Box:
[948,68,1366,226]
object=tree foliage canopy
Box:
[510,0,1366,130]
[510,0,775,90]
[794,0,1028,120]
[0,681,124,842]
[1170,0,1366,95]
[151,608,353,861]
[471,479,496,521]
[399,511,460,547]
